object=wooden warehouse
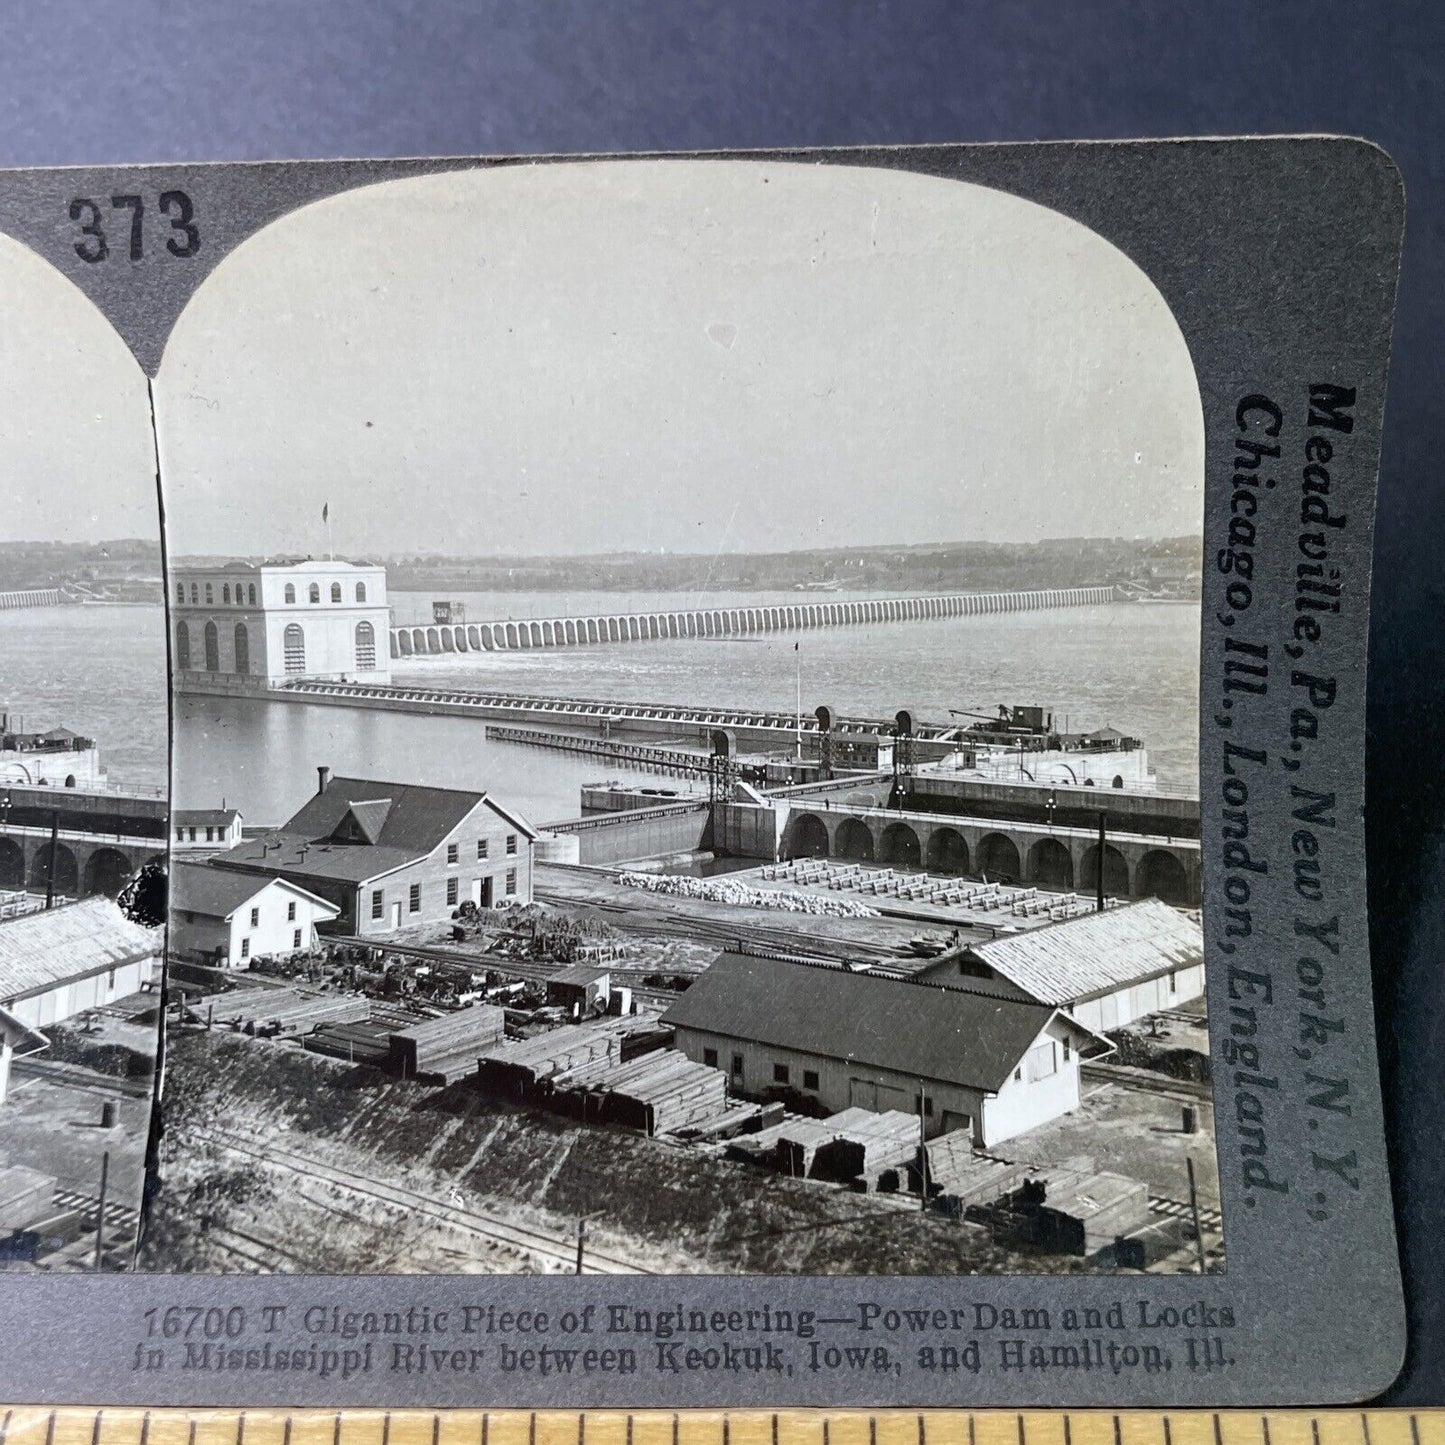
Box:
[0,897,160,1103]
[662,953,1106,1147]
[919,897,1204,1031]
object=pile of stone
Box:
[616,871,878,918]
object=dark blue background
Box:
[3,0,1439,1403]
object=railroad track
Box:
[203,1223,317,1274]
[1149,1193,1224,1232]
[203,1129,656,1275]
[52,1189,141,1235]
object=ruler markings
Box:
[2,1409,1445,1445]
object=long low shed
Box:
[663,953,1106,1147]
[922,897,1205,1032]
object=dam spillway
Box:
[0,588,63,611]
[389,585,1118,659]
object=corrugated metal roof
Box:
[0,897,159,1005]
[660,952,1087,1094]
[962,899,1202,1007]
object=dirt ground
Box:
[1004,1080,1220,1217]
[532,862,933,964]
[145,1029,1066,1279]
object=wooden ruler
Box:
[0,1410,1437,1445]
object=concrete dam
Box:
[0,588,63,611]
[390,585,1118,658]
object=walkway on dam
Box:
[278,679,963,740]
[391,584,1117,657]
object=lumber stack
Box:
[217,987,371,1037]
[568,1050,728,1136]
[303,1019,392,1065]
[914,1132,1028,1207]
[730,1108,919,1184]
[773,1115,846,1178]
[475,1019,628,1097]
[1024,1167,1151,1256]
[0,1165,56,1232]
[389,1004,505,1081]
[677,1100,764,1141]
[811,1109,918,1184]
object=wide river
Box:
[2,592,1200,828]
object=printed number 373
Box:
[68,192,200,263]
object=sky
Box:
[0,234,156,545]
[153,159,1204,561]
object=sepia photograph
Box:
[0,231,167,1273]
[141,159,1217,1279]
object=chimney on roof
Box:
[317,766,331,795]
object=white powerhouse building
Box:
[171,558,391,687]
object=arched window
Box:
[308,583,320,604]
[284,583,296,604]
[248,584,256,605]
[175,621,190,670]
[283,623,306,673]
[330,582,342,603]
[175,582,184,604]
[203,620,220,672]
[222,583,231,603]
[355,621,376,670]
[204,583,213,604]
[189,583,198,603]
[355,582,367,603]
[234,622,250,674]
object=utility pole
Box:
[918,1082,928,1213]
[575,1216,586,1275]
[1186,1156,1208,1275]
[93,1150,110,1272]
[1096,812,1107,912]
[45,811,59,909]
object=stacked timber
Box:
[730,1108,919,1185]
[566,1050,728,1136]
[913,1133,1028,1207]
[216,988,371,1037]
[389,1005,506,1082]
[811,1109,919,1185]
[475,1019,627,1098]
[1023,1167,1151,1256]
[0,1165,56,1232]
[676,1100,764,1141]
[773,1115,846,1177]
[726,1116,800,1167]
[303,1019,393,1065]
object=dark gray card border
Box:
[0,137,1406,1407]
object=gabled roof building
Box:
[209,768,540,936]
[918,898,1205,1032]
[661,952,1106,1147]
[170,861,340,968]
[0,896,160,1034]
